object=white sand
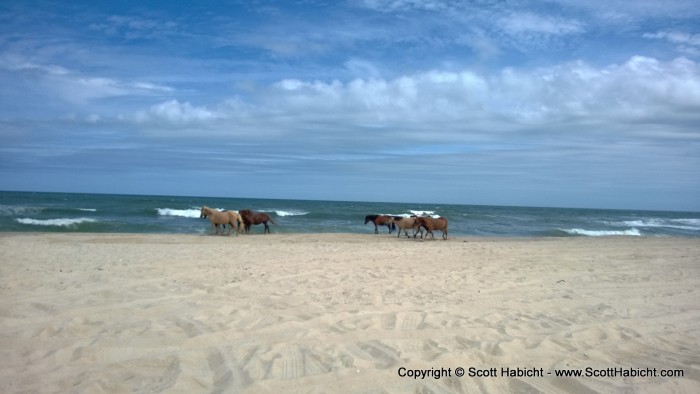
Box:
[1,233,699,393]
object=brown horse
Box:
[415,216,448,240]
[239,209,276,234]
[392,216,423,238]
[364,215,396,234]
[200,206,243,236]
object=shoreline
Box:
[2,230,699,239]
[1,233,698,392]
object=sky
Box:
[1,0,699,211]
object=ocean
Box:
[1,191,699,237]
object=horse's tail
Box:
[269,216,277,225]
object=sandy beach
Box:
[0,233,698,393]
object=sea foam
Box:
[564,228,641,236]
[16,218,97,227]
[156,208,202,218]
[410,210,437,217]
[264,209,308,217]
[616,219,700,232]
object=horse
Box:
[200,206,243,236]
[239,209,276,234]
[414,216,448,240]
[392,216,423,238]
[364,215,396,234]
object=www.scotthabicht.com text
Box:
[397,366,684,379]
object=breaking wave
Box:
[156,208,202,218]
[256,209,308,216]
[613,218,700,232]
[562,228,642,236]
[16,218,97,227]
[386,210,440,218]
[271,210,308,217]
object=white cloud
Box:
[344,59,382,79]
[89,15,178,40]
[121,56,700,146]
[134,99,219,124]
[360,0,453,13]
[1,54,176,104]
[644,31,700,46]
[551,0,700,20]
[0,58,70,75]
[644,31,700,57]
[498,12,584,36]
[256,56,700,128]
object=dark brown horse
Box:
[364,214,396,234]
[415,216,448,240]
[239,209,276,234]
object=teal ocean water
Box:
[1,191,699,237]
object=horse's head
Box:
[200,206,209,219]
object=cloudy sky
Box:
[1,0,699,210]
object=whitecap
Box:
[275,210,308,217]
[563,228,641,236]
[382,211,441,218]
[16,218,96,227]
[259,209,308,216]
[156,208,201,218]
[410,210,438,217]
[617,219,700,231]
[0,205,41,216]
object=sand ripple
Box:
[1,234,699,393]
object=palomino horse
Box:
[239,209,276,234]
[364,215,396,234]
[200,206,243,236]
[392,216,423,238]
[415,216,448,240]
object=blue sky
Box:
[1,0,699,210]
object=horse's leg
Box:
[421,225,433,239]
[264,222,270,234]
[374,222,378,234]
